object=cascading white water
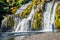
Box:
[15,1,60,33]
[51,3,57,26]
[15,8,35,32]
[15,8,35,40]
[1,14,22,32]
[43,2,54,31]
[43,2,59,32]
[51,2,60,31]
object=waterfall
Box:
[1,1,59,33]
[51,2,59,31]
[15,8,35,32]
[15,2,58,39]
[15,8,35,40]
[1,17,8,32]
[1,14,22,32]
[43,2,59,32]
[1,1,60,40]
[43,2,53,31]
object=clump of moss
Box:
[55,3,60,30]
[32,13,43,30]
[31,0,45,30]
[7,16,14,27]
[11,6,18,14]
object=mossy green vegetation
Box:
[32,13,43,30]
[0,0,31,15]
[55,3,60,30]
[7,16,14,28]
[31,1,45,30]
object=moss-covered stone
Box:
[55,3,60,30]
